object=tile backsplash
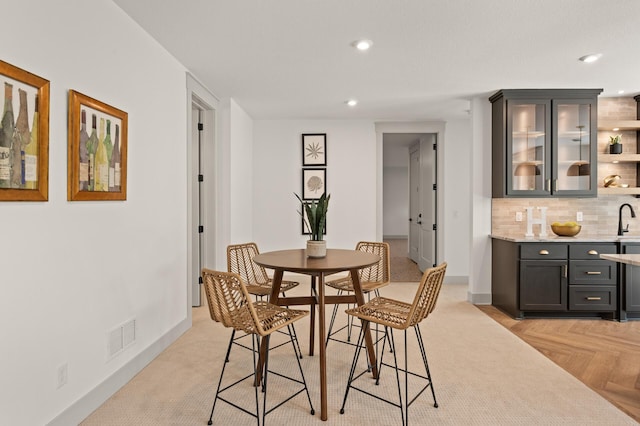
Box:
[492,196,640,238]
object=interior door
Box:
[409,144,420,263]
[191,106,203,306]
[419,135,437,270]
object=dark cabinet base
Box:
[492,239,619,320]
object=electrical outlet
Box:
[576,211,583,222]
[57,363,68,389]
[515,212,523,222]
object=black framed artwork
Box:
[302,168,326,200]
[302,133,326,166]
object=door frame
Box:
[186,74,219,312]
[408,143,420,264]
[375,122,445,267]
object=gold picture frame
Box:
[67,90,128,201]
[0,60,50,201]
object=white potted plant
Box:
[295,192,330,258]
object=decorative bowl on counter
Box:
[551,223,582,237]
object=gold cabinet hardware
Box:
[586,271,602,275]
[586,297,602,301]
[563,265,567,278]
[588,250,598,255]
[539,249,549,255]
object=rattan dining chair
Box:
[227,242,303,357]
[202,268,314,426]
[340,262,447,426]
[325,241,390,347]
[227,242,300,298]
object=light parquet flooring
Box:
[477,305,640,423]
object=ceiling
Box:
[113,0,640,122]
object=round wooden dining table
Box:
[253,248,380,421]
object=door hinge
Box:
[432,183,436,190]
[199,276,203,284]
[432,224,437,231]
[198,174,203,182]
[197,122,204,131]
[433,143,437,150]
[198,225,204,233]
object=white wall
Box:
[383,166,409,237]
[469,96,493,303]
[252,120,378,251]
[443,119,472,282]
[0,1,191,424]
[228,99,254,243]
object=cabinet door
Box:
[552,99,597,196]
[506,99,551,196]
[520,260,567,311]
[622,244,640,312]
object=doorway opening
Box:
[382,131,438,281]
[187,75,218,309]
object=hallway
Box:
[384,238,423,282]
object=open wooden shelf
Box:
[598,120,640,131]
[599,153,640,163]
[598,186,640,195]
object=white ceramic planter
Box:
[306,240,327,258]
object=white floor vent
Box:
[107,319,136,361]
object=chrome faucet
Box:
[618,203,636,236]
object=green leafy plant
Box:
[609,135,622,145]
[295,192,330,241]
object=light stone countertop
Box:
[600,253,640,266]
[490,234,640,243]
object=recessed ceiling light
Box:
[578,53,602,63]
[613,127,620,131]
[346,99,358,107]
[352,39,373,51]
[618,90,625,95]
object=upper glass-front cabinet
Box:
[490,89,602,198]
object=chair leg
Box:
[415,325,438,408]
[325,289,343,348]
[288,324,315,415]
[404,330,409,426]
[375,325,392,385]
[208,330,236,425]
[388,329,405,426]
[281,291,304,359]
[340,320,368,414]
[261,335,271,426]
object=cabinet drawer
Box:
[520,244,568,260]
[569,260,617,285]
[569,285,616,311]
[569,244,617,260]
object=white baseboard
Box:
[468,291,492,305]
[47,318,191,426]
[444,275,467,285]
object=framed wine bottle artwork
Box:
[67,90,128,201]
[0,60,50,201]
